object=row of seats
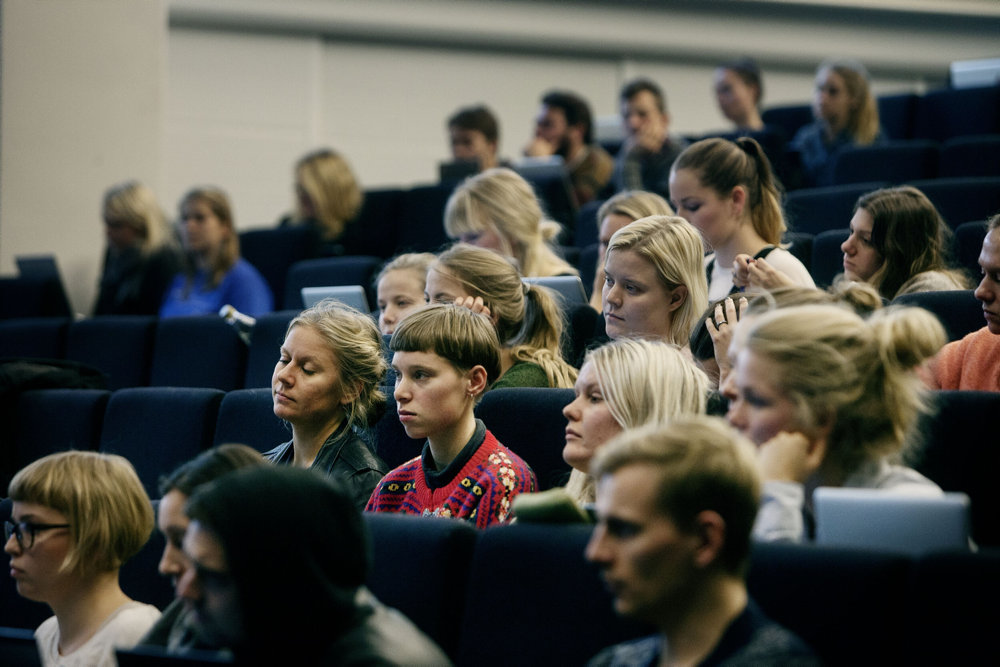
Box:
[4,383,999,549]
[1,503,996,665]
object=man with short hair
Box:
[612,78,688,199]
[929,214,1000,391]
[177,466,450,665]
[585,416,818,666]
[524,90,614,205]
[448,104,502,172]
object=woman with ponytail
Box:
[426,244,577,389]
[721,303,946,542]
[669,136,814,300]
[444,167,577,278]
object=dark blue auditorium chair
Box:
[808,229,849,288]
[66,315,156,389]
[13,388,110,469]
[364,513,478,660]
[149,316,247,391]
[912,85,1000,143]
[99,387,224,498]
[939,135,1000,178]
[474,387,574,490]
[913,390,1000,548]
[747,542,911,666]
[877,92,917,140]
[456,522,650,667]
[954,219,988,280]
[574,198,604,248]
[782,231,814,274]
[214,387,289,454]
[760,103,813,143]
[394,184,453,254]
[243,309,298,388]
[908,177,1000,229]
[372,395,423,471]
[784,182,886,236]
[119,515,174,612]
[831,140,939,186]
[282,255,382,311]
[578,243,599,299]
[0,317,69,359]
[891,290,983,342]
[346,187,405,259]
[239,226,319,308]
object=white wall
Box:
[3,0,998,314]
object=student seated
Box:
[374,252,436,335]
[586,417,818,666]
[139,444,265,654]
[179,466,450,665]
[366,304,536,528]
[5,451,160,667]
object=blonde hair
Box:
[737,304,945,477]
[565,339,710,504]
[817,60,880,145]
[596,190,674,225]
[672,137,785,244]
[605,215,709,346]
[430,244,577,388]
[286,299,387,428]
[591,416,760,575]
[102,181,172,254]
[179,186,240,289]
[444,167,577,278]
[390,303,502,392]
[374,252,436,289]
[295,149,363,241]
[8,451,153,577]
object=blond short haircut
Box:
[103,181,172,254]
[430,244,577,388]
[596,190,673,226]
[179,186,240,288]
[605,215,709,346]
[8,451,153,576]
[444,167,577,278]
[286,299,387,428]
[735,304,946,475]
[390,303,502,391]
[295,149,363,241]
[592,416,761,575]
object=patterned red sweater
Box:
[365,422,536,529]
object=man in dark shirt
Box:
[612,78,688,199]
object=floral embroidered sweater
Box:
[365,420,536,528]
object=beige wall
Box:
[3,0,998,314]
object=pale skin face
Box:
[602,248,684,341]
[5,502,73,604]
[813,68,855,135]
[714,68,760,129]
[562,361,623,473]
[841,208,882,283]
[449,127,497,170]
[975,229,1000,335]
[720,348,799,447]
[180,199,229,257]
[177,521,243,649]
[377,268,427,335]
[669,168,744,252]
[272,325,352,431]
[585,464,700,623]
[156,489,190,587]
[454,226,508,257]
[621,90,669,153]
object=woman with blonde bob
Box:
[602,215,708,346]
[266,299,389,510]
[159,186,273,318]
[561,339,710,506]
[588,190,674,311]
[5,451,159,665]
[286,148,363,246]
[792,59,884,187]
[444,167,577,278]
[721,304,946,542]
[425,244,577,389]
[94,180,182,315]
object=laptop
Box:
[301,285,370,313]
[523,276,588,308]
[0,627,42,667]
[813,487,972,554]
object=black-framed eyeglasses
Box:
[4,520,70,550]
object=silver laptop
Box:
[523,276,588,308]
[301,285,370,313]
[813,487,972,554]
